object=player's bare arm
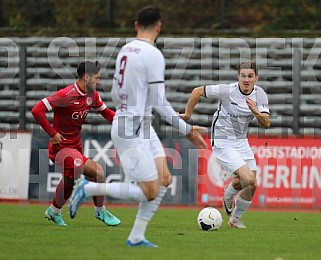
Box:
[179,86,205,120]
[246,97,271,129]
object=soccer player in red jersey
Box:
[31,61,121,226]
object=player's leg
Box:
[69,145,154,218]
[82,158,105,206]
[223,176,240,215]
[127,156,170,246]
[45,148,84,226]
[70,145,156,203]
[228,165,257,228]
[215,146,242,216]
[82,159,121,226]
[70,158,162,204]
[215,140,257,228]
[69,166,158,247]
[127,132,170,247]
[45,175,73,226]
[148,125,172,188]
[48,176,73,214]
[155,156,172,187]
[69,137,161,247]
[95,143,161,246]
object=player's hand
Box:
[178,112,191,121]
[246,97,259,115]
[52,133,66,144]
[186,125,208,149]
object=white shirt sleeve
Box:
[146,49,192,135]
[204,84,230,98]
[257,89,270,114]
[149,82,192,135]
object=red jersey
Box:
[32,82,114,148]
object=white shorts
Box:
[213,138,257,176]
[111,119,165,182]
[149,127,166,159]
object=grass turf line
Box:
[0,204,320,260]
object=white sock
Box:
[94,206,105,213]
[84,182,147,202]
[225,181,238,199]
[128,218,149,244]
[50,204,61,215]
[231,194,251,220]
[128,186,167,243]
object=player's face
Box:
[85,72,100,93]
[238,69,258,94]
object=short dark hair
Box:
[135,6,161,27]
[237,61,258,75]
[77,61,101,78]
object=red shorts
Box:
[48,142,89,180]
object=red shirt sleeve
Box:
[99,107,115,122]
[92,91,115,122]
[31,101,57,138]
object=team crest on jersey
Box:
[86,97,92,105]
[74,158,82,167]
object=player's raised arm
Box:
[246,97,271,129]
[246,98,271,129]
[178,86,205,121]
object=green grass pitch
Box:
[1,203,321,260]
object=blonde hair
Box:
[237,61,258,75]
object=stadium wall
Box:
[1,37,321,136]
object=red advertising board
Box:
[198,136,321,209]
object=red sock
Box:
[93,195,104,208]
[52,179,73,209]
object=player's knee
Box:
[96,164,105,183]
[250,177,258,193]
[249,171,257,187]
[147,191,159,201]
[239,170,256,189]
[162,174,172,188]
[146,187,160,201]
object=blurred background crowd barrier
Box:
[1,37,321,136]
[1,36,321,209]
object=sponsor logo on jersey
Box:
[227,112,253,118]
[86,97,92,105]
[74,158,82,167]
[71,109,90,119]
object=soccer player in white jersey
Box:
[179,61,271,228]
[69,6,207,247]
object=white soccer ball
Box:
[197,207,222,231]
